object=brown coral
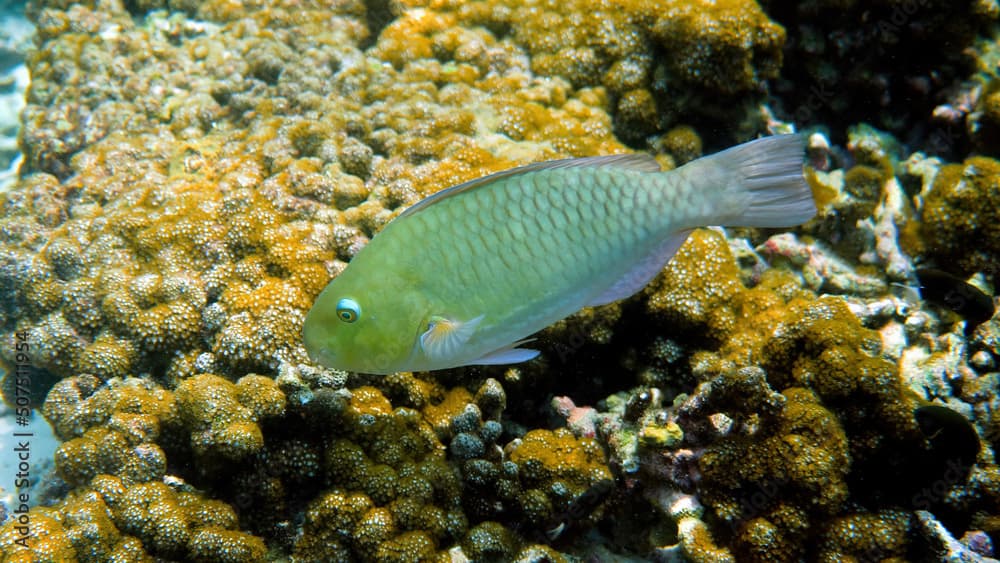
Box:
[0,477,262,563]
[699,387,850,561]
[918,156,1000,286]
[292,385,467,561]
[395,0,786,146]
[175,373,285,462]
[635,228,931,559]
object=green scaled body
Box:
[303,135,815,374]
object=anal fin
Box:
[587,230,693,307]
[472,338,539,366]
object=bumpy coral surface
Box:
[0,0,627,556]
[396,0,785,147]
[0,0,631,388]
[0,476,265,563]
[762,0,998,150]
[580,228,991,561]
[918,156,1000,286]
[3,0,999,560]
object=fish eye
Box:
[336,298,361,323]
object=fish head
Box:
[302,265,429,375]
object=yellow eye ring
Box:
[336,298,360,323]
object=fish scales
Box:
[379,169,674,348]
[303,135,816,373]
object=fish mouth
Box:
[305,343,335,368]
[303,331,336,367]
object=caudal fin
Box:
[683,134,816,228]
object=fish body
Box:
[915,268,995,335]
[303,135,816,374]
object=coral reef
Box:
[0,0,633,553]
[916,156,1000,287]
[538,227,998,560]
[762,0,998,150]
[10,365,610,561]
[643,232,925,559]
[0,0,636,387]
[394,0,785,147]
[698,387,852,561]
[175,373,284,463]
[0,477,265,563]
[2,0,1000,560]
[292,384,464,561]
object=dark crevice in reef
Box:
[361,0,397,50]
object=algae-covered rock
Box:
[700,388,850,561]
[919,156,1000,286]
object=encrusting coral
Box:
[0,475,265,563]
[916,155,1000,287]
[3,0,999,560]
[560,228,994,560]
[175,373,284,463]
[0,1,631,555]
[12,362,612,561]
[698,387,852,561]
[0,0,636,387]
[392,0,786,147]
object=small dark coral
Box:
[699,387,850,561]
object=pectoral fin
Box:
[420,314,484,361]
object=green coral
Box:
[508,428,614,528]
[175,373,285,462]
[918,156,1000,286]
[699,388,850,561]
[0,477,262,563]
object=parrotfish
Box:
[303,135,816,374]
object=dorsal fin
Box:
[398,154,662,219]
